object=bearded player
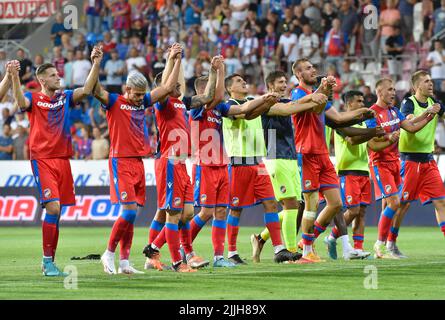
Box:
[10,47,102,276]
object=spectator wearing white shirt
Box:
[126,47,147,75]
[277,24,298,72]
[182,47,197,81]
[238,28,259,78]
[201,10,221,54]
[104,49,126,94]
[224,47,243,77]
[72,50,92,88]
[230,0,249,30]
[427,40,445,93]
[298,24,321,67]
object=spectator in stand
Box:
[360,0,379,61]
[126,47,147,75]
[298,24,321,68]
[182,47,197,82]
[74,125,93,160]
[0,49,7,77]
[64,50,75,89]
[73,33,90,57]
[363,84,377,108]
[84,0,103,35]
[104,49,125,93]
[224,47,243,76]
[33,54,45,75]
[0,107,14,137]
[52,46,66,79]
[399,0,415,42]
[150,47,166,79]
[240,8,262,37]
[145,43,156,82]
[129,35,145,56]
[157,25,176,52]
[112,0,132,41]
[186,61,204,93]
[379,0,401,56]
[324,18,345,72]
[338,0,359,55]
[130,19,148,44]
[277,23,299,71]
[51,12,73,47]
[304,0,323,35]
[183,0,204,30]
[281,7,295,34]
[326,64,342,110]
[427,40,445,93]
[0,94,13,129]
[291,5,309,37]
[16,48,33,84]
[340,60,362,92]
[0,124,13,160]
[321,2,337,36]
[230,0,249,30]
[12,124,28,160]
[196,51,211,76]
[116,33,130,60]
[102,31,117,63]
[430,0,445,38]
[261,23,278,81]
[159,0,181,36]
[216,23,238,57]
[10,112,29,137]
[72,50,92,89]
[202,10,221,54]
[238,28,259,79]
[385,25,405,82]
[91,127,110,160]
[89,99,108,134]
[215,0,232,24]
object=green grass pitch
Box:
[1,226,445,300]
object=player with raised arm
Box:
[0,61,19,100]
[93,44,183,274]
[323,91,386,258]
[386,71,445,257]
[9,46,103,276]
[223,73,302,265]
[291,58,374,262]
[366,78,440,259]
[143,50,222,272]
[250,70,328,263]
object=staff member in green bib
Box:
[392,71,445,255]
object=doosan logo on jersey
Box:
[37,100,64,109]
[207,116,221,124]
[120,104,144,111]
[380,118,400,128]
[173,103,186,109]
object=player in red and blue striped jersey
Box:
[143,51,223,272]
[93,44,183,274]
[9,47,103,276]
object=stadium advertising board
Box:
[0,0,67,24]
[0,158,443,226]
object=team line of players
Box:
[1,42,445,276]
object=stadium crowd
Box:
[2,0,445,160]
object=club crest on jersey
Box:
[201,194,207,203]
[44,188,51,198]
[385,185,392,193]
[403,192,409,200]
[174,197,182,206]
[280,186,286,194]
[121,191,128,201]
[305,180,312,188]
[232,197,239,206]
[347,195,352,204]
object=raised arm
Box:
[227,93,279,118]
[150,48,182,104]
[400,104,440,133]
[0,70,11,101]
[205,58,226,110]
[73,46,103,103]
[267,93,328,116]
[92,80,110,106]
[325,106,375,125]
[188,56,221,109]
[9,61,31,113]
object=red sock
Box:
[387,227,399,242]
[212,219,226,257]
[439,222,445,236]
[378,207,396,242]
[152,227,166,249]
[314,221,327,239]
[353,234,364,250]
[265,213,283,246]
[227,215,239,252]
[52,226,59,261]
[302,233,315,246]
[190,215,207,241]
[119,224,134,260]
[330,226,340,239]
[42,221,58,257]
[107,217,131,252]
[165,223,182,264]
[179,222,193,255]
[148,220,164,244]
